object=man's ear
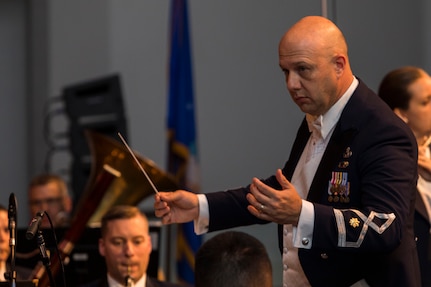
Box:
[64,195,73,213]
[334,55,346,77]
[394,107,408,123]
[99,238,106,257]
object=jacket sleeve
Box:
[312,118,418,252]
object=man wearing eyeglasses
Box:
[28,174,72,228]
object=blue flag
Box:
[167,0,202,284]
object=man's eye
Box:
[421,98,431,106]
[112,240,123,246]
[297,66,313,79]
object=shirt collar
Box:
[107,273,147,287]
[306,76,358,140]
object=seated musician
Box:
[79,205,180,287]
[18,173,73,282]
[27,173,73,228]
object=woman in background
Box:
[379,66,431,286]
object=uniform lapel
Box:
[284,118,310,180]
[307,125,356,202]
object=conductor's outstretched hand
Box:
[154,190,199,224]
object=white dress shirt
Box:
[107,273,147,287]
[0,264,5,281]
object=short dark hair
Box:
[100,205,147,237]
[195,231,272,287]
[378,66,427,110]
[28,173,69,198]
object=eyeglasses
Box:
[29,197,63,207]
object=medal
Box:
[328,171,350,203]
[343,147,352,158]
[338,161,349,168]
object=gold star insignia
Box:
[349,217,360,228]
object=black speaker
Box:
[63,74,128,204]
[63,74,125,120]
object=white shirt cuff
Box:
[292,200,314,249]
[194,194,209,235]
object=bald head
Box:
[280,16,349,67]
[278,16,353,116]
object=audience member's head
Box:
[195,231,272,287]
[378,66,431,145]
[28,173,72,228]
[98,205,152,285]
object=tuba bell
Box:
[72,130,179,225]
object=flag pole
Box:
[321,0,328,18]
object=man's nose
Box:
[123,242,134,256]
[0,231,8,242]
[39,202,49,211]
[31,202,50,216]
[286,73,301,90]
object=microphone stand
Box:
[8,193,17,287]
[8,217,16,287]
[36,230,56,287]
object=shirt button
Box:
[283,248,288,254]
[321,253,328,259]
[283,264,288,271]
[301,238,309,245]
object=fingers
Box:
[154,193,167,208]
[247,169,294,222]
[246,192,260,209]
[154,193,171,220]
[249,169,290,204]
[155,191,173,202]
[154,201,175,225]
[275,168,291,189]
[154,200,169,216]
[250,177,271,199]
[154,190,200,225]
[247,202,271,221]
[246,190,270,218]
[248,173,278,210]
[161,213,172,225]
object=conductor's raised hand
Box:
[154,190,199,225]
[246,169,302,225]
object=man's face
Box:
[279,37,340,116]
[0,210,10,263]
[28,182,65,228]
[99,216,152,284]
